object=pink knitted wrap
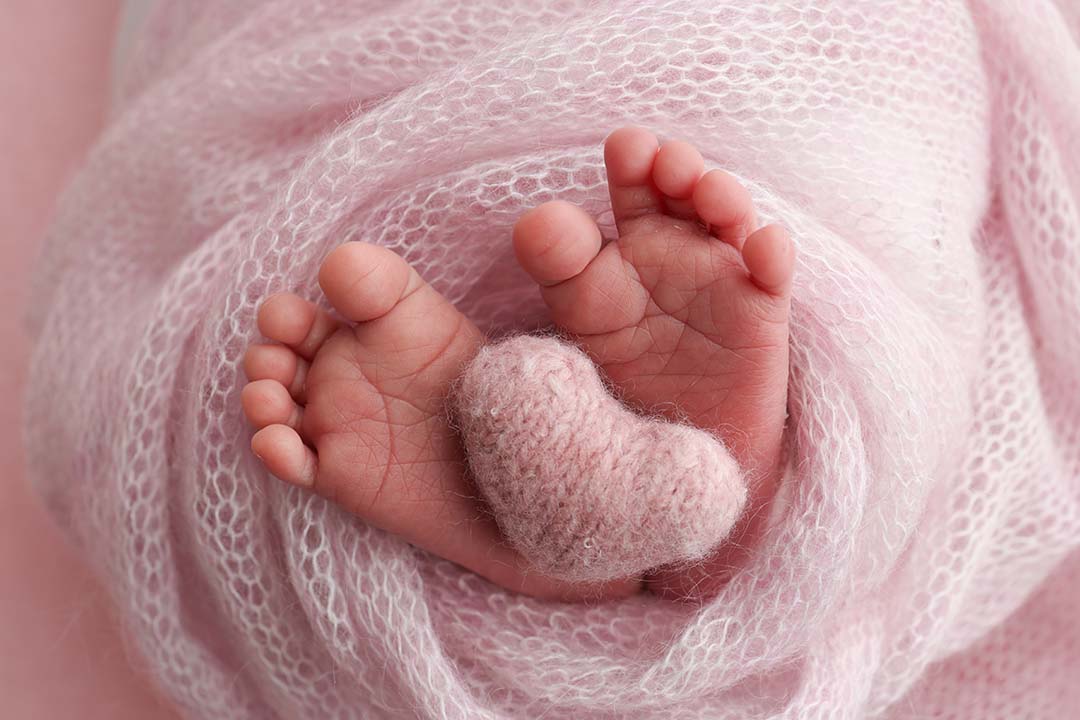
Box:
[24,1,1080,718]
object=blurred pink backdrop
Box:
[0,2,180,717]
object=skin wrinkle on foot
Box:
[27,2,1080,716]
[244,127,795,599]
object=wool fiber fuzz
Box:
[453,335,746,582]
[22,0,1080,718]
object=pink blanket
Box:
[24,0,1080,717]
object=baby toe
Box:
[603,126,664,229]
[692,169,757,249]
[251,424,317,489]
[653,140,704,199]
[512,200,603,287]
[742,224,795,297]
[653,139,705,220]
[241,379,304,431]
[318,242,418,324]
[257,293,337,360]
[244,343,308,401]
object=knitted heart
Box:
[452,335,747,583]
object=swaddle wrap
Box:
[23,1,1080,718]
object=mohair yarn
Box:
[22,0,1080,718]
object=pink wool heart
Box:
[452,335,746,582]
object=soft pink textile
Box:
[453,335,746,582]
[23,1,1080,718]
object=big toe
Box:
[512,200,602,287]
[513,199,647,337]
[318,242,416,323]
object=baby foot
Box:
[513,127,794,598]
[242,242,638,601]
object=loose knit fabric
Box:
[23,1,1080,718]
[453,335,746,583]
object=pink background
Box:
[0,2,180,717]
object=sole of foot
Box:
[512,127,795,600]
[242,242,640,602]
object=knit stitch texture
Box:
[22,1,1080,718]
[453,335,746,582]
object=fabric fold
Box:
[24,1,1080,717]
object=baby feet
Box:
[513,127,794,598]
[242,127,794,602]
[241,242,638,601]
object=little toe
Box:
[241,379,304,431]
[653,139,705,220]
[251,424,317,489]
[243,343,309,401]
[742,224,795,296]
[257,293,338,360]
[513,201,603,287]
[603,126,663,230]
[692,169,758,249]
[318,242,417,323]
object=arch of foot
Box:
[451,334,747,583]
